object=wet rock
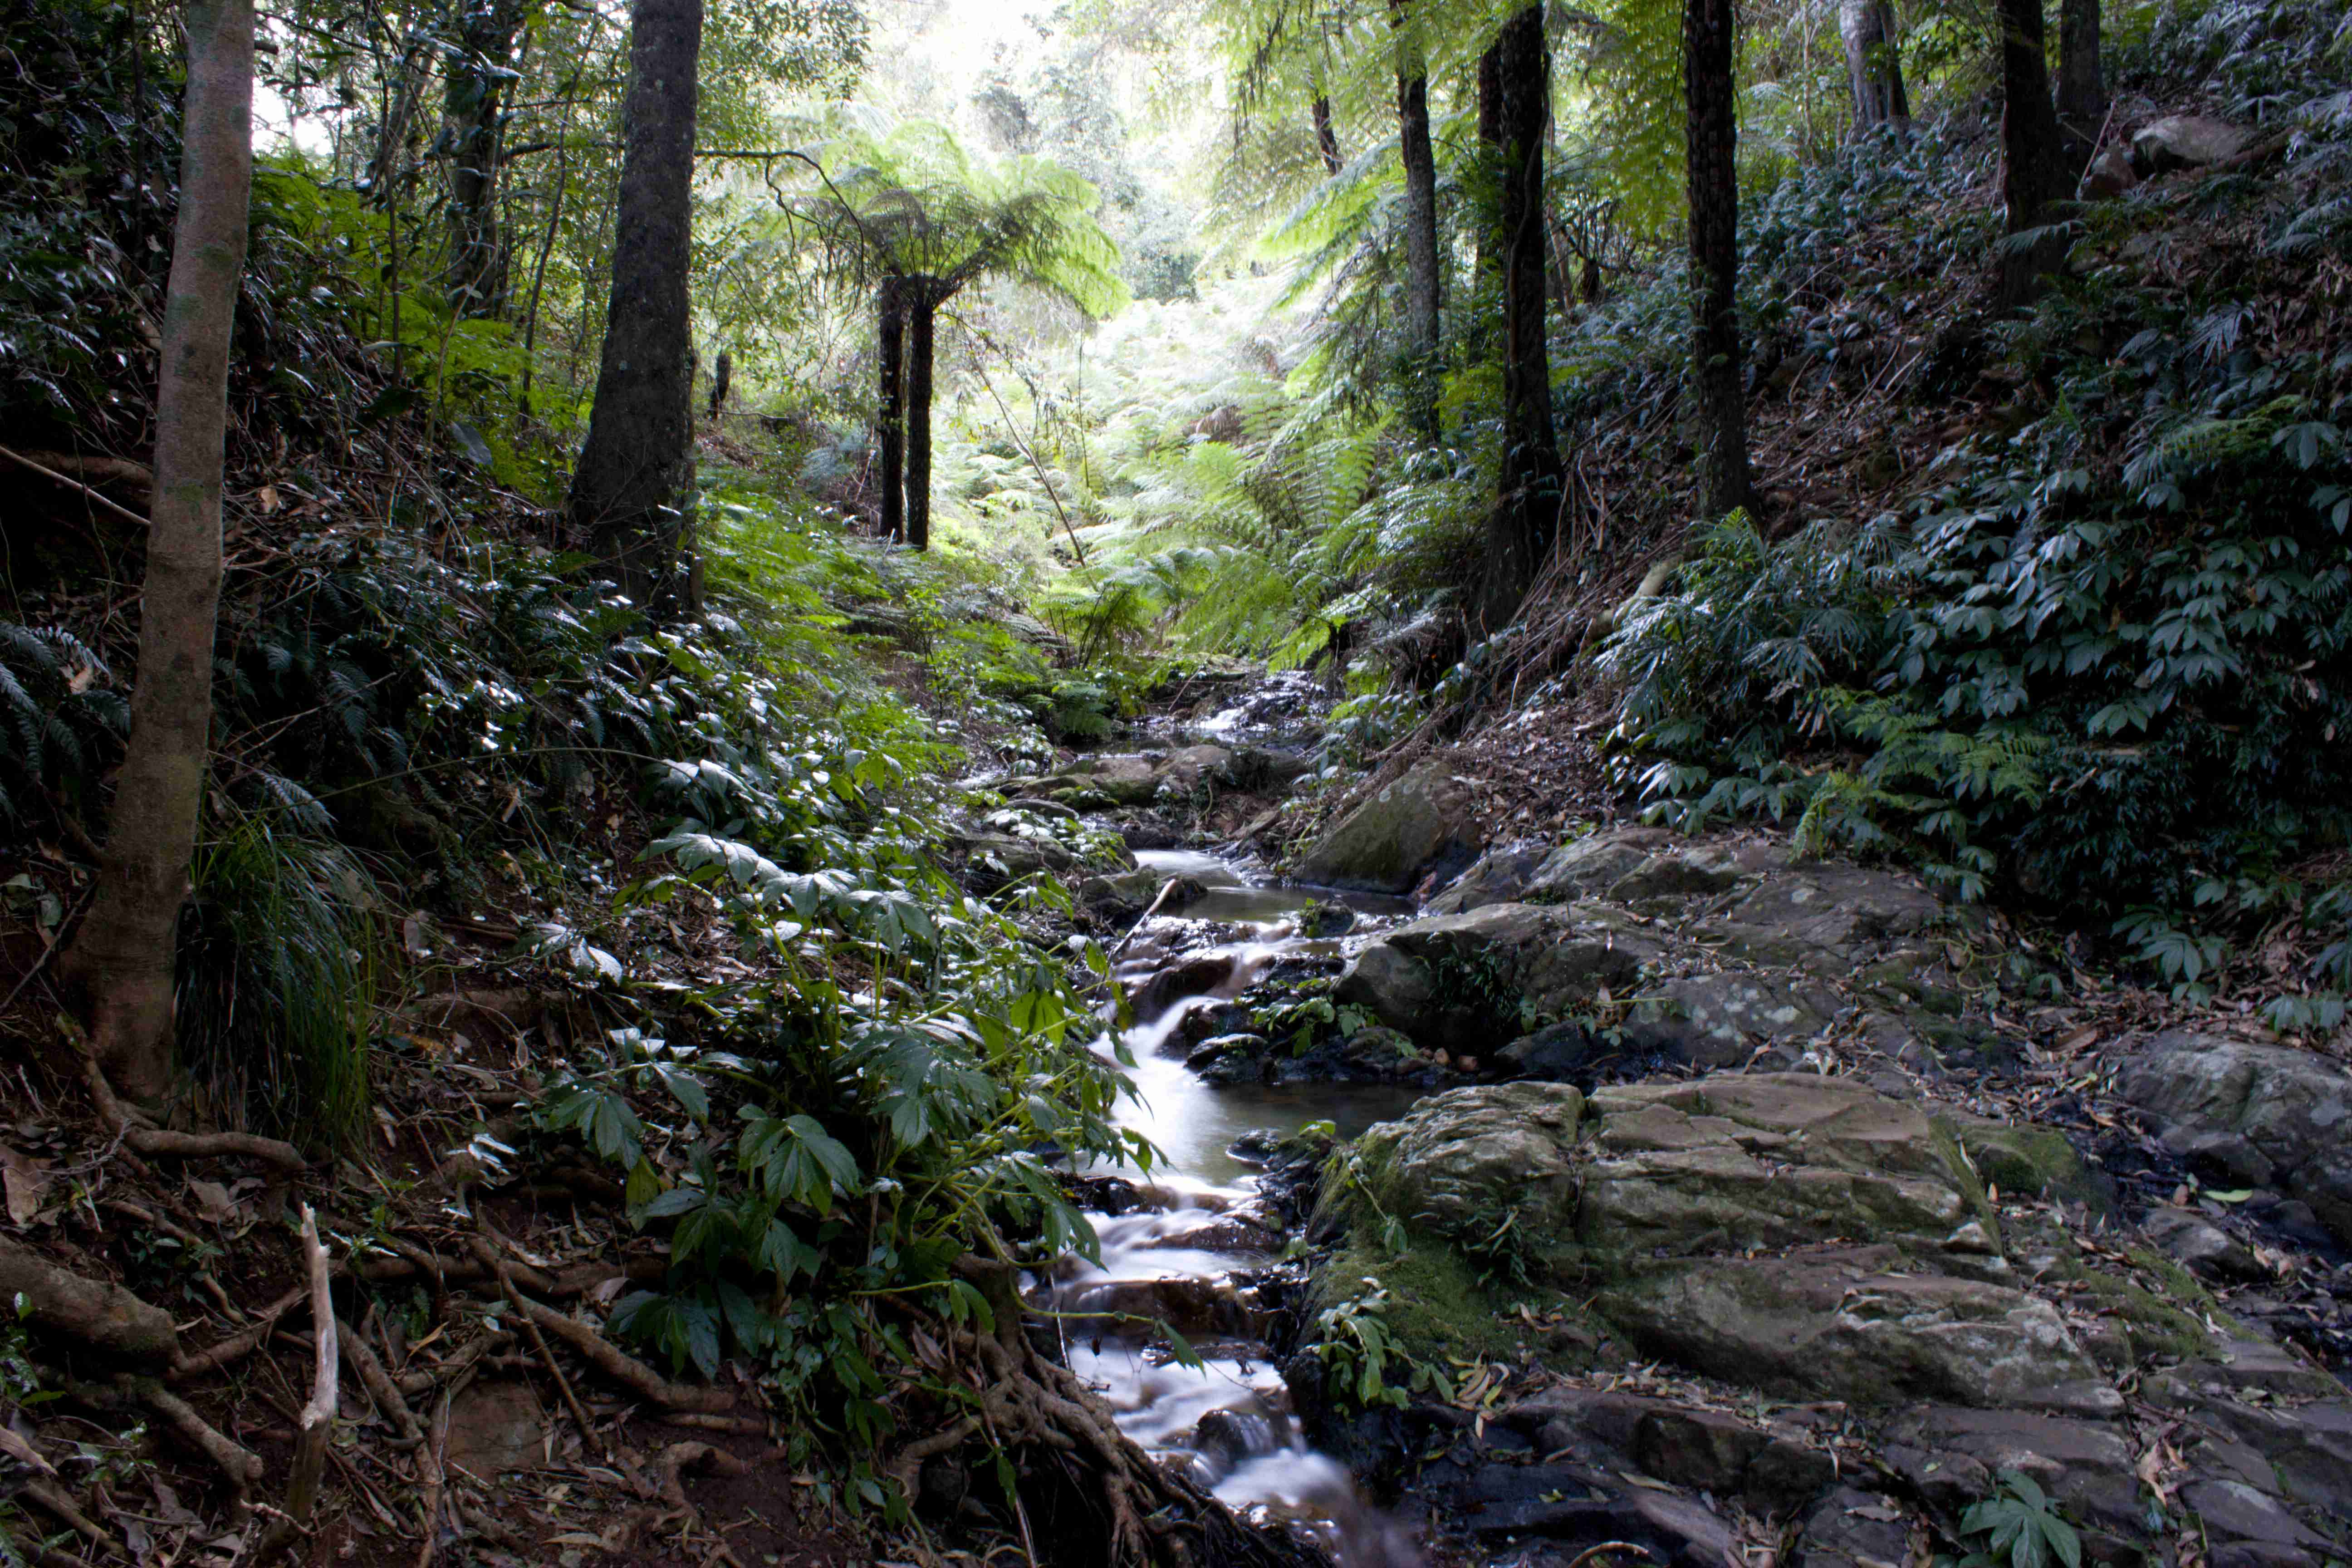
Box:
[1058,1276,1264,1339]
[1602,1249,2119,1415]
[1342,1082,1586,1238]
[1184,1033,1269,1074]
[1497,1019,1602,1081]
[1333,902,1649,1053]
[1193,1407,1279,1470]
[1127,953,1237,1019]
[1426,842,1553,915]
[1793,1487,1914,1568]
[1214,746,1313,794]
[1294,758,1481,894]
[1076,867,1164,921]
[2144,1205,2265,1283]
[1034,745,1236,808]
[956,829,1078,889]
[1620,971,1835,1067]
[1297,902,1355,938]
[2117,1034,2352,1244]
[1882,1407,2140,1534]
[2134,114,2252,173]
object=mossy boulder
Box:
[1294,757,1480,893]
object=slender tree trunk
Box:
[877,275,906,543]
[569,0,701,612]
[1473,41,1502,281]
[905,284,937,553]
[1392,2,1440,438]
[707,348,730,422]
[1685,0,1752,519]
[1838,0,1910,137]
[64,0,254,1102]
[444,0,528,316]
[1996,0,2074,304]
[1311,95,1343,175]
[1480,4,1562,634]
[2057,0,2103,125]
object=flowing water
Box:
[1039,848,1429,1564]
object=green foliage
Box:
[0,625,125,838]
[175,818,377,1150]
[1943,1469,2082,1568]
[1303,1277,1455,1412]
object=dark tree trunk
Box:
[1473,41,1502,283]
[1685,0,1751,520]
[2057,0,2103,126]
[1996,0,2075,304]
[1311,95,1343,175]
[65,0,253,1101]
[1838,0,1910,137]
[1480,5,1563,634]
[877,275,906,543]
[443,0,528,316]
[906,284,937,553]
[1392,3,1440,437]
[706,348,730,422]
[569,0,701,612]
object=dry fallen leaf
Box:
[1,1146,52,1225]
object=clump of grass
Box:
[175,817,376,1149]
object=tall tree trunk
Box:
[1392,2,1440,438]
[1838,0,1910,137]
[905,284,937,553]
[1474,41,1503,281]
[64,0,254,1102]
[2057,0,2103,125]
[1685,0,1752,519]
[1480,5,1562,634]
[1311,95,1343,175]
[1996,0,2074,304]
[569,0,701,612]
[443,0,528,316]
[877,275,906,543]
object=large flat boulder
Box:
[1294,758,1480,893]
[2118,1034,2352,1244]
[1331,902,1657,1054]
[1602,1249,2119,1416]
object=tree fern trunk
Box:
[906,285,936,553]
[570,0,702,611]
[1997,0,2074,305]
[1685,0,1752,521]
[877,275,906,543]
[1312,95,1343,176]
[2057,0,2103,126]
[1392,1,1440,439]
[1479,4,1562,634]
[65,0,253,1102]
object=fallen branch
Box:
[480,1241,603,1456]
[0,1233,178,1362]
[136,1379,265,1516]
[17,1478,116,1552]
[0,443,151,529]
[337,1313,425,1442]
[467,1239,732,1413]
[172,1282,308,1381]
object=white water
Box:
[1046,857,1427,1564]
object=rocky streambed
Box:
[960,699,2352,1568]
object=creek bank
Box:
[981,709,2350,1567]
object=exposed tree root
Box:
[78,1044,306,1173]
[466,1237,734,1413]
[0,1233,179,1361]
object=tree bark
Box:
[1996,0,2074,304]
[443,0,529,317]
[1311,95,1343,176]
[1392,2,1440,438]
[906,284,937,553]
[877,275,905,542]
[1685,0,1752,520]
[706,347,730,422]
[63,0,253,1102]
[2057,0,2103,125]
[569,0,702,612]
[1838,0,1910,137]
[1480,5,1562,634]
